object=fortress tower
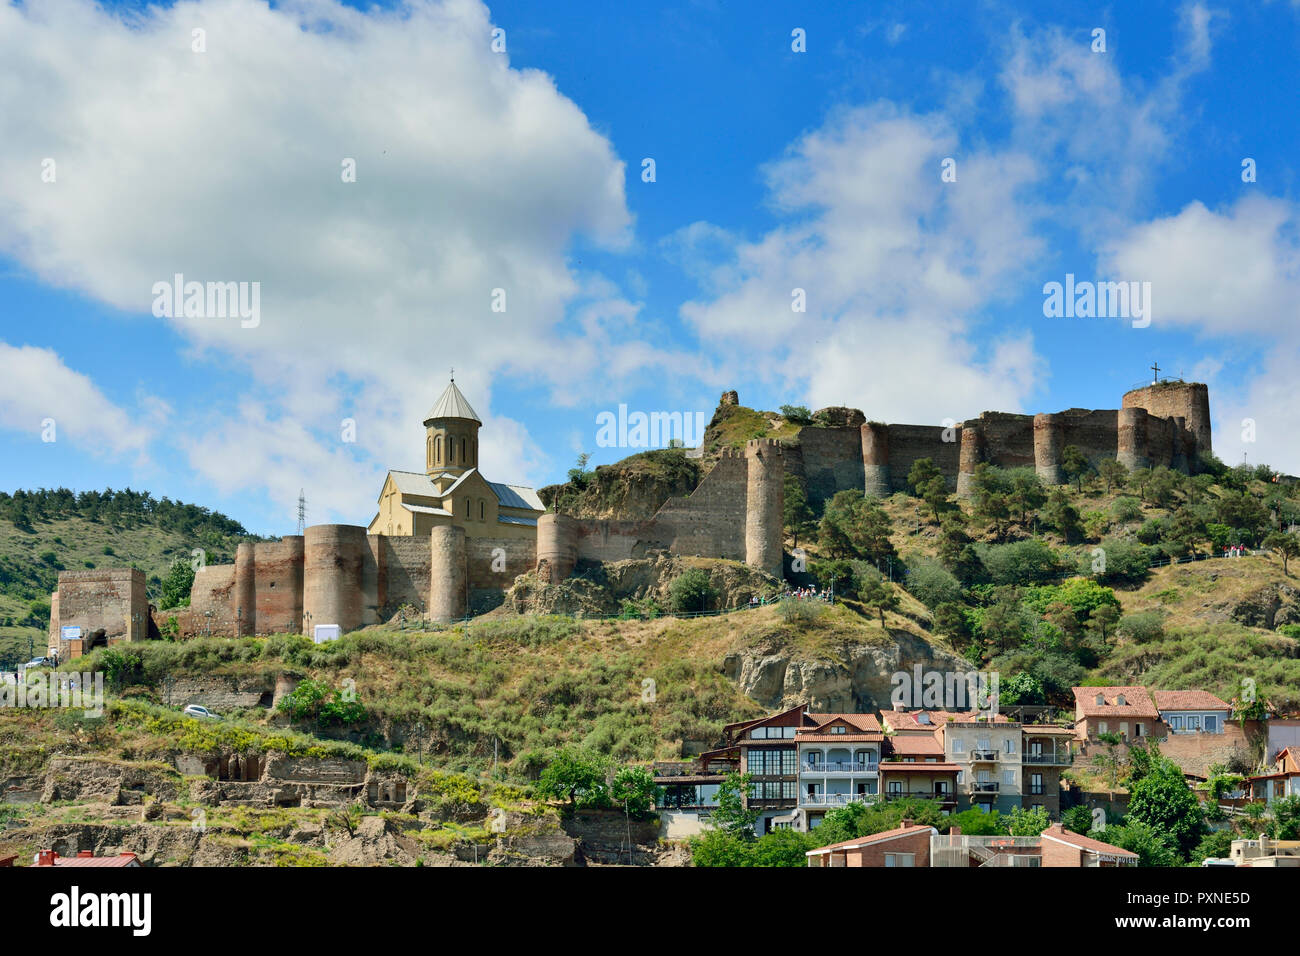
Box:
[956,423,985,499]
[744,439,785,578]
[429,525,468,622]
[536,513,579,585]
[1122,380,1212,462]
[1117,407,1150,471]
[861,422,892,498]
[1033,413,1065,485]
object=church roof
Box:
[424,380,481,424]
[383,469,543,513]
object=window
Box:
[435,436,442,462]
[479,499,485,520]
[1188,715,1202,732]
[1135,723,1144,737]
[977,737,991,751]
[1169,715,1184,730]
[1095,694,1105,707]
[464,498,471,520]
[1098,722,1108,735]
[1116,695,1127,706]
[884,853,914,867]
[1004,738,1015,754]
[1030,773,1044,795]
[831,725,847,734]
[1205,715,1219,734]
[1003,770,1015,786]
[952,740,964,754]
[887,781,903,795]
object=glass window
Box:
[1205,716,1218,733]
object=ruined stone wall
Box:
[53,570,147,644]
[882,424,963,492]
[189,564,238,636]
[797,424,865,507]
[1059,408,1121,470]
[466,535,535,612]
[976,412,1036,471]
[634,450,748,562]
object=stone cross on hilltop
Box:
[1150,361,1160,383]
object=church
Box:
[367,379,544,540]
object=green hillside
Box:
[0,488,261,667]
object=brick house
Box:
[805,821,937,867]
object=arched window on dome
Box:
[435,436,442,464]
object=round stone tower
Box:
[956,423,985,499]
[302,525,367,635]
[1121,381,1211,462]
[861,422,892,498]
[536,513,579,584]
[1117,407,1150,471]
[234,542,256,637]
[429,524,468,623]
[744,438,785,578]
[423,378,482,477]
[1033,413,1064,485]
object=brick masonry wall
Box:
[885,424,963,491]
[54,570,148,643]
[797,425,866,507]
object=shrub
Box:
[1117,611,1165,645]
[669,568,716,613]
[903,558,962,609]
[1111,497,1142,522]
[979,539,1061,587]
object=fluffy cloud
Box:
[679,103,1047,423]
[0,342,152,457]
[0,0,634,518]
[1103,195,1300,472]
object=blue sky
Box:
[1,0,1299,535]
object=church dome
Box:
[424,379,481,424]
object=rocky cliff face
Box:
[507,552,778,616]
[723,627,969,712]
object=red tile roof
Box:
[1041,825,1138,860]
[38,852,139,868]
[796,733,884,743]
[1072,687,1159,718]
[805,824,937,856]
[887,736,946,756]
[1153,690,1231,712]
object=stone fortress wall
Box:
[50,381,1211,642]
[539,381,1210,585]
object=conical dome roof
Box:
[424,379,481,424]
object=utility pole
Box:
[297,490,306,536]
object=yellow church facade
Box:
[367,380,544,540]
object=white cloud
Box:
[0,342,152,456]
[1102,195,1300,472]
[0,0,637,517]
[679,103,1047,423]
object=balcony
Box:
[800,761,879,775]
[1023,751,1073,766]
[800,793,878,808]
[971,782,1000,799]
[969,750,999,762]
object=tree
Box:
[669,568,716,613]
[969,465,1014,540]
[536,748,610,809]
[859,576,900,628]
[782,476,815,548]
[610,766,660,819]
[1061,445,1091,493]
[779,404,813,424]
[710,772,759,836]
[1093,731,1124,791]
[908,459,952,524]
[1097,458,1128,495]
[1006,804,1051,836]
[998,671,1046,706]
[1104,820,1180,867]
[1061,804,1095,835]
[1125,755,1206,860]
[1008,470,1047,527]
[1087,603,1121,645]
[159,559,196,610]
[1263,531,1300,575]
[1042,488,1084,543]
[818,490,895,563]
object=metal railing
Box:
[970,750,999,762]
[801,761,879,773]
[800,793,878,807]
[1023,752,1073,765]
[971,782,1001,794]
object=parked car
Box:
[25,657,50,669]
[182,704,220,720]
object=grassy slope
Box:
[0,511,251,667]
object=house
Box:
[1230,836,1300,867]
[805,821,937,867]
[794,713,883,831]
[941,713,1024,814]
[1245,747,1300,804]
[817,824,1137,867]
[1020,726,1075,820]
[878,713,959,810]
[1154,690,1231,735]
[34,850,139,867]
[1072,687,1160,743]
